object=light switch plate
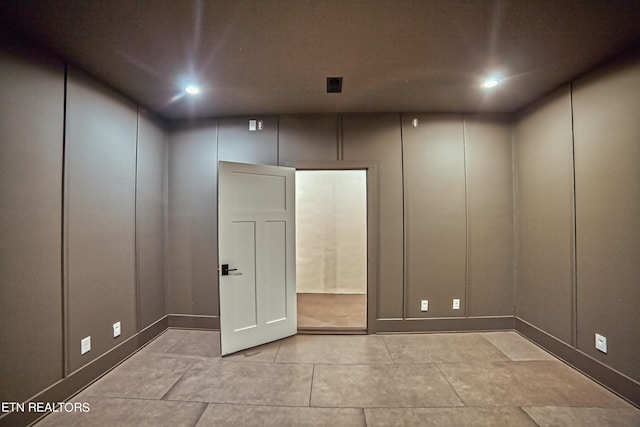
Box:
[113,322,121,338]
[81,336,91,355]
[595,333,607,353]
[421,300,429,312]
[453,299,460,310]
[249,119,257,131]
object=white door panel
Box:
[218,161,296,355]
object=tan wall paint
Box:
[573,51,640,381]
[0,41,64,403]
[218,116,278,165]
[342,114,405,318]
[514,86,575,345]
[296,170,367,294]
[402,114,467,318]
[167,123,219,315]
[5,32,637,410]
[279,115,338,165]
[136,110,168,328]
[464,117,514,316]
[65,67,138,372]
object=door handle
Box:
[221,264,238,276]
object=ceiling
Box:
[2,0,640,120]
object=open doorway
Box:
[295,169,367,331]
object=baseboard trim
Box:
[0,316,168,427]
[374,316,515,333]
[167,314,219,330]
[515,318,640,409]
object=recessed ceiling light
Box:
[482,78,500,88]
[184,85,201,95]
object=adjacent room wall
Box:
[296,170,367,294]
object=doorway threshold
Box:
[297,327,367,335]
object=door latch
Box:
[221,264,238,276]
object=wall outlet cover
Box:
[453,299,460,310]
[81,336,91,355]
[113,322,121,338]
[421,300,429,311]
[595,333,607,353]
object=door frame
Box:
[283,161,379,334]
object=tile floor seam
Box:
[308,364,315,408]
[381,334,395,363]
[478,333,514,361]
[163,329,193,354]
[434,362,469,408]
[518,406,542,427]
[158,358,200,401]
[189,402,209,427]
[272,340,283,363]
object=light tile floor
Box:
[35,330,640,427]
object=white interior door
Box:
[218,161,297,355]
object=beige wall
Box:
[0,40,64,404]
[296,170,367,294]
[514,48,640,382]
[514,86,575,345]
[0,39,167,406]
[572,51,640,381]
[4,30,637,413]
[167,113,514,324]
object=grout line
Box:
[159,356,199,401]
[308,364,315,407]
[434,363,468,407]
[381,335,395,363]
[518,406,542,427]
[191,402,209,427]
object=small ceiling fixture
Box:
[482,78,500,88]
[184,85,201,95]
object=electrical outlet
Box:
[81,336,91,355]
[421,300,429,312]
[595,333,607,353]
[113,322,121,338]
[453,299,460,310]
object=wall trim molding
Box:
[374,316,514,333]
[167,314,219,330]
[515,317,640,409]
[0,316,168,427]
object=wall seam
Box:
[511,117,519,318]
[399,113,407,320]
[134,106,141,333]
[163,123,169,318]
[462,115,470,318]
[276,115,280,166]
[569,82,578,348]
[61,62,69,377]
[337,114,343,161]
